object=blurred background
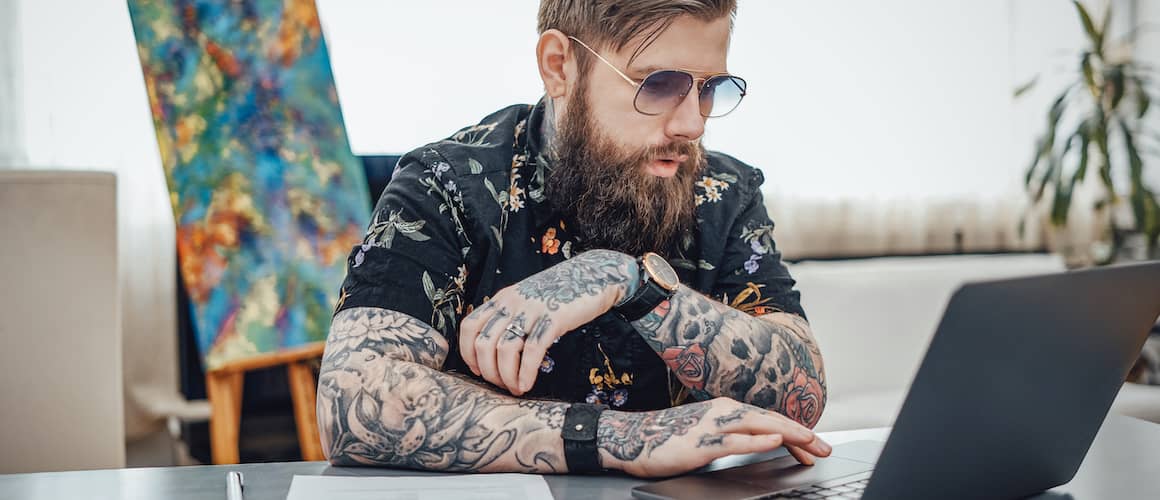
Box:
[1,0,1157,472]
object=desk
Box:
[2,414,1157,500]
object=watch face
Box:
[643,252,680,291]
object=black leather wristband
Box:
[562,403,607,474]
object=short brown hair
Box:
[537,0,736,69]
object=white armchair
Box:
[0,170,125,472]
[787,253,1160,431]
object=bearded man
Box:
[318,0,831,477]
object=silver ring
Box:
[505,323,527,339]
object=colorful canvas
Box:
[127,0,369,370]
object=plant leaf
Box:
[1133,75,1152,118]
[1070,124,1092,190]
[1093,109,1116,200]
[1050,181,1073,226]
[1073,1,1103,56]
[1027,90,1072,196]
[1025,138,1045,187]
[1106,65,1126,110]
[1081,52,1098,98]
[1014,76,1039,98]
[1120,118,1145,184]
[1098,0,1112,53]
[1033,153,1058,203]
[1143,192,1160,244]
[1119,118,1150,235]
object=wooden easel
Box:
[204,342,326,464]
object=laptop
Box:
[632,261,1160,500]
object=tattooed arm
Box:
[317,306,830,474]
[318,307,571,472]
[631,288,827,428]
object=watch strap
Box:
[562,403,606,474]
[614,278,671,322]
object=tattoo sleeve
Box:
[317,307,571,472]
[515,249,639,310]
[596,400,711,461]
[630,287,827,428]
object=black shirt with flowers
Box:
[335,100,805,411]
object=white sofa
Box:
[788,253,1160,432]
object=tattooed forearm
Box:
[318,307,570,472]
[596,401,710,461]
[516,249,638,310]
[630,287,827,428]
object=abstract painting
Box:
[127,0,369,370]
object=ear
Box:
[536,29,574,99]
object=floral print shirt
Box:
[335,100,805,411]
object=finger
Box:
[714,406,812,439]
[715,407,819,447]
[786,444,816,466]
[788,429,835,459]
[458,301,496,374]
[475,307,509,387]
[697,433,784,460]
[516,313,555,393]
[497,313,529,394]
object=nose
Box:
[664,88,707,142]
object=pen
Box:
[226,471,244,500]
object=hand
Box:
[596,397,833,478]
[458,250,638,395]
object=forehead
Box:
[617,15,732,76]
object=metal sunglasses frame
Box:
[567,35,747,118]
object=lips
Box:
[655,154,689,164]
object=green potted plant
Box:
[1018,0,1158,265]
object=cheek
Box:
[593,111,663,152]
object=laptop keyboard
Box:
[762,475,869,499]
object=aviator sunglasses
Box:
[568,36,747,118]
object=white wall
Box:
[8,0,185,442]
[318,0,545,158]
[317,0,1085,201]
[0,0,25,165]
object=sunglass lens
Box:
[701,75,746,117]
[635,70,693,115]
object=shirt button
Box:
[574,424,584,431]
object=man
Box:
[318,0,831,477]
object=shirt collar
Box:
[522,96,560,232]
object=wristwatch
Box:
[614,252,680,322]
[562,403,607,474]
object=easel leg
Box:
[207,370,243,464]
[287,361,324,461]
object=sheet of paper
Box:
[285,473,554,500]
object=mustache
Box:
[628,141,700,169]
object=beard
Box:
[545,84,705,258]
